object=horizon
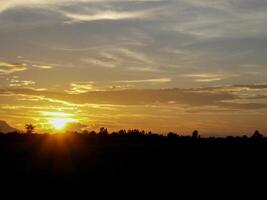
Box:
[1,0,267,135]
[0,119,265,137]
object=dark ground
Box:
[0,132,266,198]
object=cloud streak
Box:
[66,81,95,94]
[0,62,27,75]
[62,9,150,23]
[116,78,172,83]
[3,84,267,110]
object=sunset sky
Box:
[1,0,267,135]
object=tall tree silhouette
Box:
[252,130,263,139]
[192,130,199,138]
[25,124,35,134]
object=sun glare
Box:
[41,111,76,131]
[49,118,75,130]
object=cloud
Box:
[82,58,117,68]
[9,79,35,87]
[66,81,95,94]
[32,64,53,69]
[182,73,240,82]
[0,87,206,106]
[116,78,172,84]
[0,0,98,13]
[80,47,163,72]
[62,9,149,23]
[0,0,160,24]
[126,66,161,72]
[5,84,267,111]
[192,84,267,93]
[185,0,230,9]
[0,0,161,12]
[170,0,267,40]
[5,76,48,91]
[1,0,267,93]
[0,62,27,75]
[117,48,154,65]
[0,0,154,11]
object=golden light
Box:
[49,118,75,130]
[41,111,77,131]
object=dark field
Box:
[0,132,266,197]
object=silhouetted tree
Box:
[99,127,108,136]
[89,131,97,135]
[25,124,35,134]
[192,130,199,138]
[127,129,143,136]
[252,130,263,139]
[118,129,126,135]
[168,132,179,139]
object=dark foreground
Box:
[0,132,266,197]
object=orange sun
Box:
[41,112,76,131]
[49,118,75,130]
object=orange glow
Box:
[41,112,76,131]
[49,118,75,130]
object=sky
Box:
[1,0,267,135]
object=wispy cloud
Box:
[6,76,48,91]
[0,0,160,12]
[0,0,93,13]
[62,9,149,23]
[116,78,172,84]
[171,0,267,39]
[4,84,267,111]
[0,62,27,75]
[117,48,154,65]
[32,64,53,69]
[66,81,95,94]
[183,73,240,82]
[0,0,161,25]
[82,58,117,68]
[9,79,35,87]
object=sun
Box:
[49,118,75,130]
[41,111,77,131]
